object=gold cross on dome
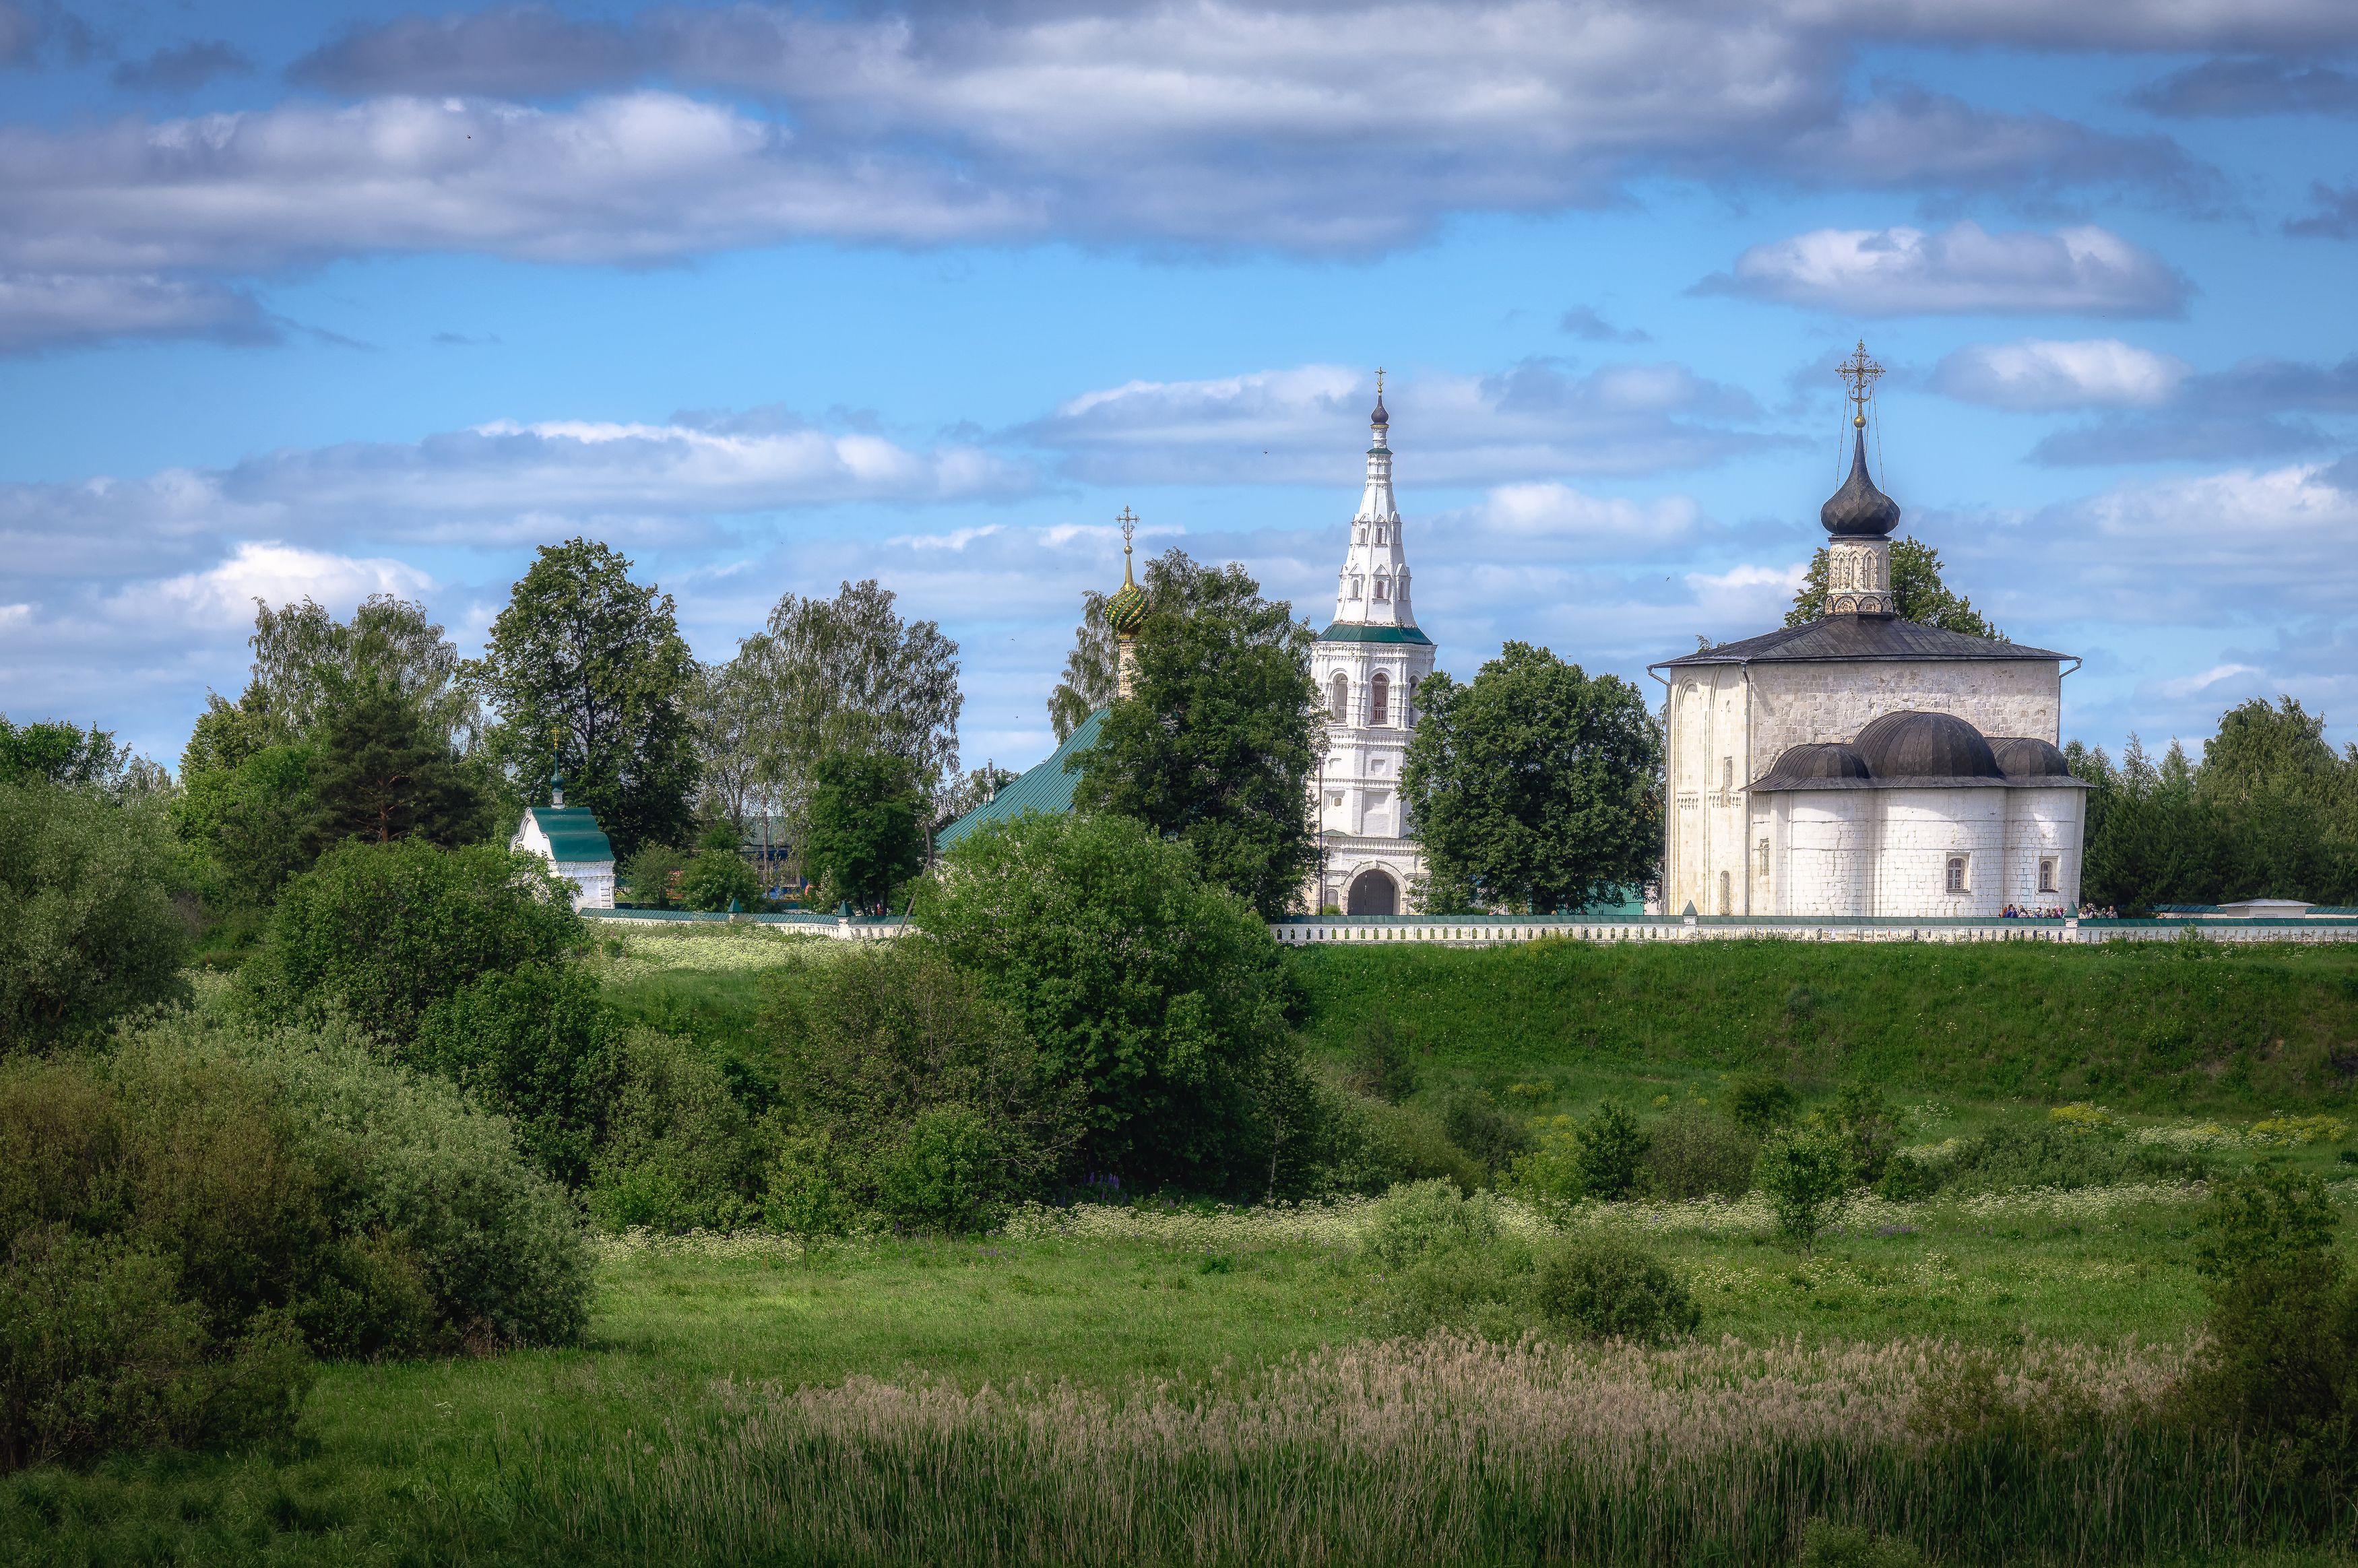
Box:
[1375,367,1384,398]
[1837,339,1883,420]
[1116,506,1137,552]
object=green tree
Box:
[914,810,1303,1194]
[803,751,925,915]
[174,744,317,908]
[1046,589,1116,742]
[466,539,699,861]
[732,579,963,837]
[306,686,486,853]
[1399,643,1662,913]
[0,784,191,1051]
[1786,537,2004,639]
[1071,550,1323,920]
[245,594,478,745]
[410,961,619,1185]
[243,839,584,1045]
[0,717,154,795]
[678,846,764,912]
[1756,1123,1853,1256]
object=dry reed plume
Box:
[447,1332,2329,1567]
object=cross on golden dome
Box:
[1837,340,1882,430]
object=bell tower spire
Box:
[1331,370,1415,628]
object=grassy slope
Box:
[1288,938,2358,1110]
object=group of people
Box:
[1997,903,2120,919]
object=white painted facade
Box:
[1308,390,1435,915]
[511,808,616,911]
[1653,428,2086,920]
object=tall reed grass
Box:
[436,1333,2345,1567]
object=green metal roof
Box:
[1318,622,1433,645]
[936,707,1106,851]
[523,806,614,863]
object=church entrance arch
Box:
[1346,869,1399,915]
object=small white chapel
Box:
[1650,344,2089,920]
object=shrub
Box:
[2171,1163,2357,1476]
[1643,1103,1760,1200]
[0,1228,313,1473]
[0,783,191,1053]
[678,848,763,913]
[411,961,620,1185]
[587,1031,768,1234]
[913,812,1298,1194]
[761,942,1080,1230]
[1345,1012,1420,1103]
[1508,1101,1649,1212]
[1362,1179,1502,1269]
[1438,1088,1533,1177]
[1826,1082,1903,1186]
[242,839,583,1044]
[179,1018,594,1349]
[1756,1123,1853,1255]
[1875,1150,1943,1201]
[620,843,691,909]
[1532,1235,1700,1344]
[1292,1089,1486,1197]
[1727,1073,1798,1134]
[1933,1121,2207,1197]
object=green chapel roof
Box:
[935,707,1106,851]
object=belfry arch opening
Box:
[1346,869,1399,916]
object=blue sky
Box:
[2,0,2355,776]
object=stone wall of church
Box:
[1663,657,2070,917]
[1752,784,2084,917]
[1748,659,2063,758]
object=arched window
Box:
[1718,870,1731,915]
[1329,673,1349,721]
[1404,676,1417,727]
[1373,572,1390,601]
[1370,672,1390,725]
[1374,524,1387,544]
[1349,575,1363,599]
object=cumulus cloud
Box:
[2132,57,2358,117]
[2021,354,2358,464]
[1932,338,2191,410]
[1019,359,1779,484]
[112,42,254,93]
[290,5,645,97]
[118,543,437,630]
[0,272,274,354]
[1699,222,2191,317]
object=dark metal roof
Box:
[934,707,1105,850]
[1990,736,2072,779]
[521,806,613,863]
[1655,614,2066,669]
[1760,742,1873,785]
[1821,427,1901,537]
[1855,709,2002,780]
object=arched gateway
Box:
[1345,869,1399,915]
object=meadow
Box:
[12,926,2358,1567]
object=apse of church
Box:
[1308,373,1435,916]
[1650,344,2090,920]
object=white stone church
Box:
[1651,371,2089,919]
[1307,381,1434,915]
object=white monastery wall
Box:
[1748,659,2062,759]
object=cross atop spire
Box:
[1838,339,1883,430]
[1370,367,1389,431]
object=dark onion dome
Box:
[1852,709,2002,779]
[1989,736,2072,779]
[1370,392,1389,427]
[1106,576,1147,636]
[1760,742,1874,785]
[1820,427,1901,538]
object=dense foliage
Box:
[466,538,700,861]
[0,1018,588,1470]
[1401,643,1662,913]
[916,810,1307,1193]
[802,750,926,914]
[1071,551,1322,920]
[2071,698,2358,911]
[242,839,583,1045]
[0,783,190,1053]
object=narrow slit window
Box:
[1370,672,1390,726]
[1330,673,1348,721]
[1717,870,1732,915]
[1757,839,1770,878]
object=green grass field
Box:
[13,931,2358,1566]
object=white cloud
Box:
[1932,338,2192,410]
[1021,359,1777,484]
[2156,661,2266,698]
[1701,222,2190,317]
[120,543,437,630]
